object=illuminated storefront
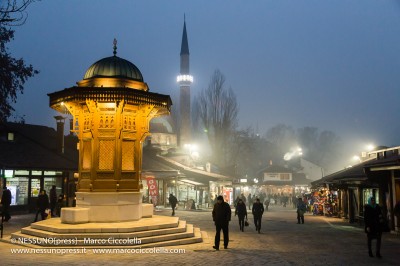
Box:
[1,169,66,211]
[0,122,78,212]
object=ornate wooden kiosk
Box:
[48,41,171,223]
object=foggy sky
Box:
[9,0,400,162]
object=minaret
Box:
[177,15,193,147]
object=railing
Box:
[48,86,172,112]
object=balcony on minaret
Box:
[177,74,193,85]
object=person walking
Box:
[296,197,306,224]
[168,193,178,216]
[264,198,270,211]
[394,200,400,231]
[49,185,57,217]
[56,194,64,217]
[34,190,49,222]
[364,197,383,258]
[247,193,253,210]
[234,196,240,208]
[252,198,264,233]
[235,198,247,232]
[1,186,12,222]
[212,195,231,250]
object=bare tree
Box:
[0,0,39,122]
[193,69,238,169]
[0,0,37,25]
[265,124,297,157]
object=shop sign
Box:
[146,176,158,196]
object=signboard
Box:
[263,173,292,181]
[146,176,158,196]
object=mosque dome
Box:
[83,55,143,81]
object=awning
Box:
[178,179,205,186]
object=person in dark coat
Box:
[297,197,307,224]
[1,186,12,221]
[212,195,231,250]
[247,193,252,210]
[168,194,178,216]
[235,198,247,232]
[264,198,270,211]
[49,185,57,217]
[56,194,64,217]
[252,198,264,233]
[364,197,383,258]
[34,190,49,222]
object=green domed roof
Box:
[83,55,143,81]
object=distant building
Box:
[0,121,78,212]
[149,117,177,151]
[298,158,324,181]
[256,163,311,197]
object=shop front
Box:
[209,181,233,205]
[1,169,69,212]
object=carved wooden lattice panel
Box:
[82,140,91,170]
[123,115,136,131]
[74,116,80,131]
[122,140,134,171]
[98,140,114,170]
[99,115,115,129]
[83,107,91,131]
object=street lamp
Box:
[366,144,375,152]
[352,155,361,163]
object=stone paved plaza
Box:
[1,205,399,265]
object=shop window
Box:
[6,177,28,205]
[7,132,14,141]
[280,173,291,181]
[4,169,13,178]
[44,177,63,198]
[30,178,41,197]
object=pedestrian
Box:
[247,193,253,210]
[1,186,12,222]
[212,195,231,250]
[56,194,64,216]
[240,193,246,206]
[34,190,49,222]
[235,198,247,232]
[168,193,178,216]
[234,196,240,207]
[364,197,383,258]
[292,195,297,209]
[394,200,400,230]
[264,198,270,211]
[252,198,264,233]
[296,197,306,224]
[49,185,57,217]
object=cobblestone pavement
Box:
[1,205,399,265]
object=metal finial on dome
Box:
[113,38,117,56]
